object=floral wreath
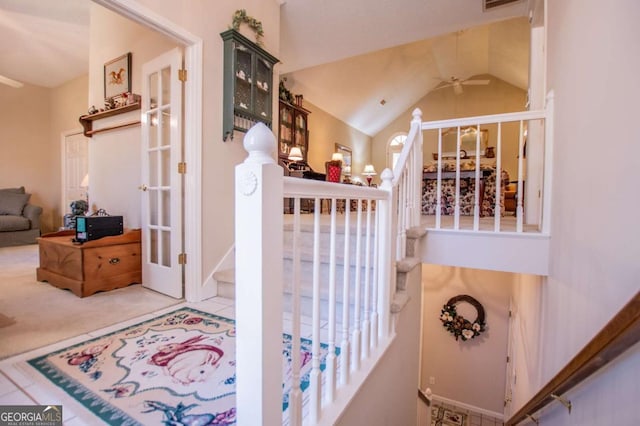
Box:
[440,295,486,341]
[232,9,264,44]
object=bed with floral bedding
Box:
[422,161,509,217]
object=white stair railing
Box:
[235,109,424,424]
[421,91,554,234]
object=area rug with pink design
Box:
[23,307,331,425]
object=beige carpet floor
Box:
[0,244,182,360]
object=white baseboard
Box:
[431,394,504,421]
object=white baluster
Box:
[235,122,283,426]
[517,120,525,232]
[352,200,362,371]
[362,200,372,359]
[474,124,481,231]
[454,126,461,229]
[327,198,338,402]
[310,198,322,423]
[340,198,351,386]
[436,129,442,229]
[370,206,379,350]
[289,198,302,426]
[495,122,503,232]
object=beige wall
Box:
[372,75,527,181]
[303,100,372,178]
[510,1,640,424]
[0,84,53,231]
[421,264,513,413]
[1,75,88,234]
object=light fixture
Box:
[288,147,303,162]
[362,164,377,186]
[331,152,344,163]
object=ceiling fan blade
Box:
[462,79,490,86]
[431,83,454,92]
[0,75,24,88]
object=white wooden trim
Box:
[431,394,504,421]
[421,109,546,130]
[60,129,85,226]
[94,0,203,301]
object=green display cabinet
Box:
[221,29,279,141]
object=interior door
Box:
[62,131,88,215]
[140,47,183,298]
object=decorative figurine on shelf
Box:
[88,105,98,115]
[104,97,115,110]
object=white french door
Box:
[62,131,89,214]
[140,48,184,298]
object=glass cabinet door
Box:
[255,58,272,120]
[294,113,307,158]
[279,103,293,155]
[234,45,252,112]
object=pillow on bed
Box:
[0,191,31,215]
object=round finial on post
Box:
[243,122,276,164]
[380,168,393,189]
[412,108,423,123]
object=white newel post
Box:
[376,168,395,339]
[235,123,283,426]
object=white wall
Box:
[336,266,422,426]
[421,265,513,414]
[510,1,640,424]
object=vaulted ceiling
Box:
[0,0,530,136]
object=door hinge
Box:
[178,253,187,265]
[178,162,187,174]
[506,356,510,363]
[178,69,187,82]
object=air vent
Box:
[483,0,522,11]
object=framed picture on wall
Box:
[104,52,132,100]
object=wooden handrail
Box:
[506,290,640,425]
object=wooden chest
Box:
[37,229,142,297]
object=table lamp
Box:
[288,147,303,162]
[363,164,377,186]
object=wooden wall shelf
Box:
[79,102,141,137]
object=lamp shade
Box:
[362,164,377,176]
[343,165,351,176]
[288,147,303,161]
[331,152,344,163]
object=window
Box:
[387,133,407,169]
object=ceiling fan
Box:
[433,76,490,95]
[0,75,24,89]
[431,30,490,95]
